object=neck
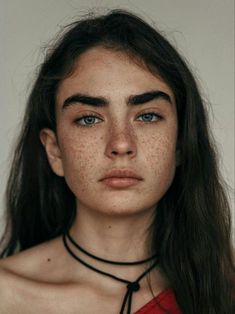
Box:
[64,203,170,299]
[70,203,155,263]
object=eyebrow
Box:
[62,90,173,110]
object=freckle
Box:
[108,225,112,229]
[47,258,51,262]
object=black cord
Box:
[66,230,159,266]
[62,232,159,314]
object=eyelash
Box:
[74,112,162,127]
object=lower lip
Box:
[101,177,142,188]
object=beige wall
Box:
[0,0,234,240]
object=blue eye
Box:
[75,115,101,126]
[137,112,161,122]
[75,112,161,127]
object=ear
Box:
[40,128,64,177]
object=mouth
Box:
[99,169,143,188]
[101,177,142,188]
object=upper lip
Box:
[100,169,143,181]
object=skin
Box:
[41,46,178,260]
[0,46,178,313]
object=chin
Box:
[89,197,157,217]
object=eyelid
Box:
[136,111,162,122]
[74,113,103,126]
[136,109,162,117]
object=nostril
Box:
[111,150,133,155]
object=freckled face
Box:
[55,47,178,216]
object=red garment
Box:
[135,288,182,314]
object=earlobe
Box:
[39,128,64,177]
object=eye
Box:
[74,112,162,127]
[137,112,162,123]
[74,114,102,126]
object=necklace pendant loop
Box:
[127,281,140,292]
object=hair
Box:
[0,8,234,313]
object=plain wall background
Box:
[0,0,234,242]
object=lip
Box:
[101,177,141,188]
[100,169,143,180]
[99,169,143,188]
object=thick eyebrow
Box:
[62,90,173,110]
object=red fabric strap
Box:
[134,288,182,314]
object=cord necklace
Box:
[62,231,159,314]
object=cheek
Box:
[147,136,176,166]
[142,129,177,185]
[58,130,101,188]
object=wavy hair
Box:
[0,9,234,313]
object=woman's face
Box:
[42,46,178,217]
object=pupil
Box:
[143,114,152,121]
[85,117,95,124]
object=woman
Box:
[0,9,234,314]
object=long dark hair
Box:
[0,9,234,313]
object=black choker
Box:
[62,231,159,314]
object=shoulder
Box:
[0,236,67,283]
[0,236,73,313]
[0,264,42,313]
[0,240,117,313]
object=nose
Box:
[104,123,137,159]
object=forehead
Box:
[56,46,174,107]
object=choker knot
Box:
[63,232,159,314]
[127,281,140,292]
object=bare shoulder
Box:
[0,236,67,283]
[0,239,119,314]
[0,236,74,313]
